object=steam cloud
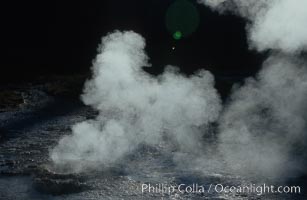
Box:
[51,0,307,178]
[51,31,221,172]
[198,0,307,52]
[197,0,307,177]
[219,55,307,177]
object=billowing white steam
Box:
[219,55,307,177]
[51,31,221,172]
[198,0,307,52]
[198,0,307,177]
[51,0,307,178]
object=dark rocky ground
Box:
[0,76,306,199]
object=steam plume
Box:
[198,0,307,52]
[198,0,307,177]
[50,31,221,172]
[51,0,307,178]
[219,55,307,177]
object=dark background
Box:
[2,0,264,84]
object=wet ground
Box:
[0,87,306,199]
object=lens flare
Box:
[166,0,199,40]
[173,31,182,40]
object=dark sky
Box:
[2,0,264,82]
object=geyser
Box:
[50,30,221,173]
[51,0,307,179]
